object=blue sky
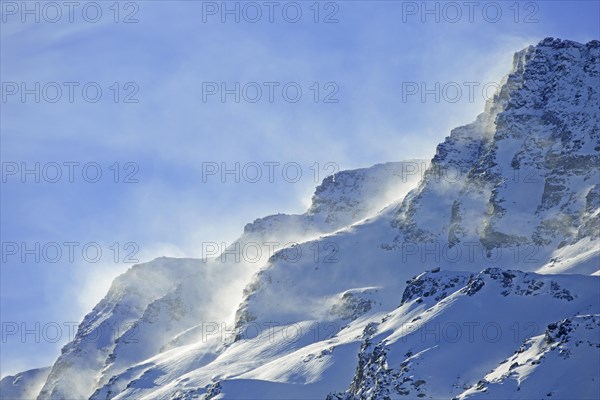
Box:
[1,0,599,377]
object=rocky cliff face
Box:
[394,38,599,274]
[328,269,598,399]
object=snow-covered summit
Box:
[242,161,427,243]
[391,37,599,274]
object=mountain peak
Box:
[537,37,599,49]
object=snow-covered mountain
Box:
[0,368,50,400]
[2,37,598,400]
[28,161,429,400]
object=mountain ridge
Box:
[2,37,598,400]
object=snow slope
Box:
[458,314,600,400]
[34,161,427,400]
[0,367,50,400]
[328,269,599,399]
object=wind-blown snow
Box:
[3,37,598,400]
